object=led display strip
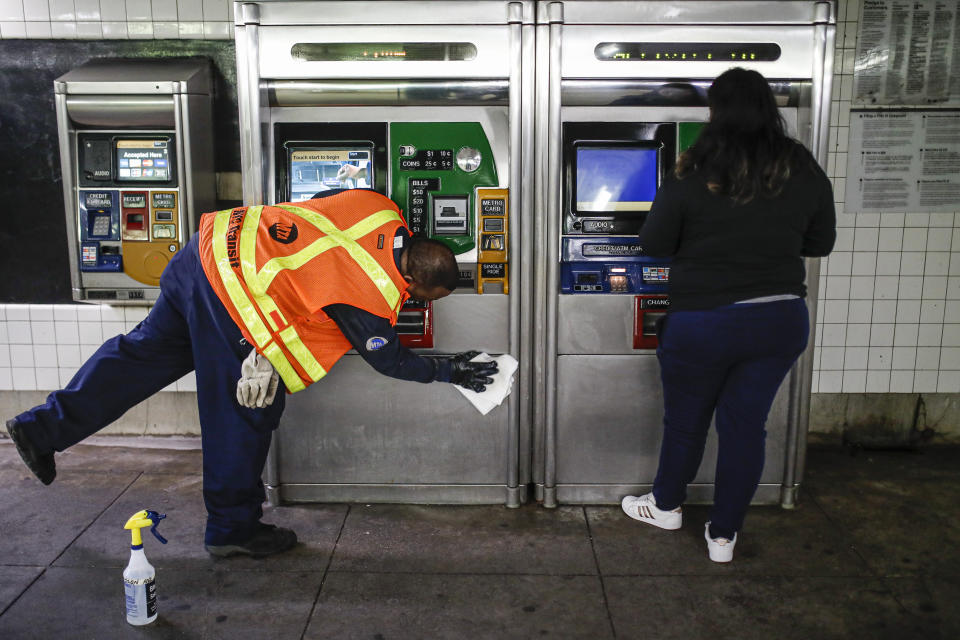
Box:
[291,43,477,62]
[595,42,781,62]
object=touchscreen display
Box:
[116,139,171,181]
[575,146,658,213]
[289,147,373,202]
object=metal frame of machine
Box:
[55,59,216,304]
[534,1,836,508]
[233,1,535,506]
[231,0,835,510]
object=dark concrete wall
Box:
[810,393,960,446]
[0,40,241,303]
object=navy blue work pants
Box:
[15,236,286,545]
[652,298,809,540]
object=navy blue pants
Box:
[652,298,809,540]
[15,236,286,545]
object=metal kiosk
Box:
[55,59,216,303]
[234,1,535,506]
[536,1,835,507]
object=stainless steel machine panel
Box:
[555,355,789,501]
[560,104,799,149]
[556,355,666,486]
[65,96,176,128]
[54,58,213,94]
[558,0,832,25]
[246,0,532,26]
[258,25,511,79]
[276,355,509,484]
[558,296,637,355]
[267,80,510,107]
[433,294,510,353]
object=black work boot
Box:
[205,523,298,558]
[6,418,56,485]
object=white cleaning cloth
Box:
[455,352,519,415]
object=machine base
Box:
[780,484,800,509]
[542,486,558,509]
[275,483,518,505]
[505,484,527,508]
[538,483,783,506]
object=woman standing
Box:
[620,68,836,562]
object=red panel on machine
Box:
[634,295,669,349]
[397,300,434,349]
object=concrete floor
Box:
[0,441,956,639]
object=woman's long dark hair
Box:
[675,67,807,203]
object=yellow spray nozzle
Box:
[124,510,154,530]
[124,510,168,547]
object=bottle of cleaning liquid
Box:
[123,509,168,626]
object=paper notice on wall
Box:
[845,110,960,212]
[854,0,960,106]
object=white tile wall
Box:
[0,304,196,391]
[811,0,960,393]
[0,0,232,39]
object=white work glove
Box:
[236,349,280,409]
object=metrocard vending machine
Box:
[234,1,534,505]
[536,1,835,507]
[55,59,216,303]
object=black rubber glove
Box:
[448,350,499,393]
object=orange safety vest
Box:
[198,190,411,393]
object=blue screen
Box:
[575,146,658,213]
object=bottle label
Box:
[124,577,156,620]
[146,578,157,617]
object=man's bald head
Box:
[401,238,459,301]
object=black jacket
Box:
[638,148,836,311]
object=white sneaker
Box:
[620,493,682,530]
[704,522,737,563]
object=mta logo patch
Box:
[269,221,298,244]
[366,336,388,351]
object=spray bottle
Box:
[122,509,168,626]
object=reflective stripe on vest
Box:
[270,204,404,311]
[210,204,405,392]
[211,206,308,392]
[239,206,326,386]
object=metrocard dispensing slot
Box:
[634,295,670,349]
